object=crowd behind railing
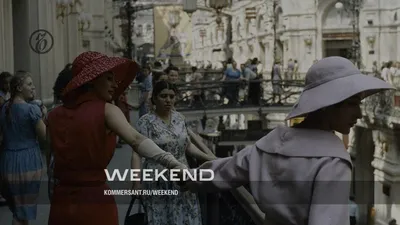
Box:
[372,60,400,88]
[133,58,305,113]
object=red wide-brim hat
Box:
[62,51,139,100]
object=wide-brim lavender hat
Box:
[286,56,394,120]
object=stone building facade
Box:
[190,0,400,75]
[131,5,154,63]
[191,7,229,69]
[0,0,122,104]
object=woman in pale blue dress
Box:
[0,71,46,225]
[136,81,213,225]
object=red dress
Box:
[47,93,118,225]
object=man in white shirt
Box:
[381,62,391,83]
[390,61,397,79]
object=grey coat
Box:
[193,125,352,225]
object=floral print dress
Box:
[136,110,202,225]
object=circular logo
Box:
[29,29,54,54]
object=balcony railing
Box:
[128,79,305,111]
[177,79,302,108]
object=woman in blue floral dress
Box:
[136,81,213,225]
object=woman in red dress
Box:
[47,51,187,225]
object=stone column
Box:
[0,0,14,72]
[36,0,62,103]
[249,38,260,60]
[239,41,249,64]
[262,37,274,73]
[230,43,238,62]
[67,13,84,62]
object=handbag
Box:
[124,196,147,225]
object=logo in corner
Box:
[29,29,54,54]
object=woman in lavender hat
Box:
[185,56,393,225]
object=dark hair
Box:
[152,71,167,86]
[154,61,162,68]
[151,80,178,104]
[164,65,179,74]
[6,71,32,122]
[191,66,197,72]
[53,64,73,101]
[0,71,12,91]
[142,65,151,71]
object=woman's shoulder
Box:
[11,102,38,111]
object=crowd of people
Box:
[373,60,400,86]
[0,52,394,225]
[136,57,287,111]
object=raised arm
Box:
[308,158,352,225]
[105,103,186,169]
[186,142,216,162]
[187,146,252,192]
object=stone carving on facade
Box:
[217,29,223,43]
[245,18,256,37]
[158,10,187,59]
[362,91,396,127]
[247,42,254,53]
[372,130,390,157]
[323,4,352,30]
[257,4,268,32]
[236,22,242,39]
[197,0,206,7]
